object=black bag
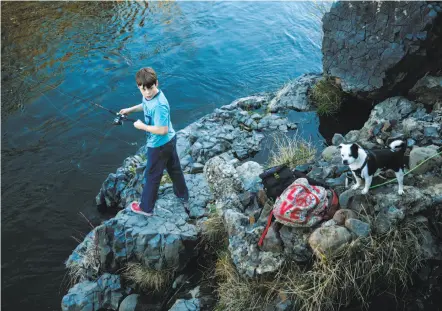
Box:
[259,164,295,200]
[260,164,331,200]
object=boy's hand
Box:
[119,108,131,115]
[134,120,146,130]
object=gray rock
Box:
[344,130,360,143]
[345,219,371,237]
[168,299,200,311]
[204,155,244,200]
[339,189,358,208]
[409,75,442,107]
[409,145,442,174]
[279,226,312,262]
[236,161,263,192]
[333,209,357,226]
[62,274,128,311]
[190,163,204,174]
[308,226,352,257]
[260,224,283,253]
[325,174,347,188]
[373,186,432,215]
[322,146,340,161]
[119,294,147,311]
[332,133,345,146]
[323,1,442,99]
[267,74,321,112]
[424,126,440,138]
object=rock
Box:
[344,130,360,143]
[279,226,312,262]
[66,201,199,279]
[373,186,432,215]
[357,97,421,142]
[339,189,358,208]
[236,161,263,192]
[322,146,340,161]
[322,1,442,100]
[409,145,442,174]
[168,299,200,311]
[325,174,347,188]
[204,155,244,199]
[267,74,321,112]
[332,133,345,146]
[345,219,371,237]
[409,75,442,107]
[333,209,357,225]
[424,126,440,138]
[224,209,249,236]
[308,226,352,257]
[258,202,274,226]
[373,206,405,234]
[119,294,156,311]
[190,163,204,174]
[321,219,337,227]
[230,233,283,277]
[61,274,128,311]
[261,224,283,253]
[119,294,139,311]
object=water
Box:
[1,2,329,310]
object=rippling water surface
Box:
[1,2,327,310]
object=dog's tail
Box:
[389,140,406,153]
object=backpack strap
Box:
[258,210,274,247]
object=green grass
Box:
[267,133,317,169]
[309,78,343,116]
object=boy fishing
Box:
[119,67,189,216]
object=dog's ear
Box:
[350,143,359,158]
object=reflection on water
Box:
[1,2,327,310]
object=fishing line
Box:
[21,77,137,147]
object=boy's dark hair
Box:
[136,67,157,89]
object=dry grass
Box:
[123,263,173,292]
[310,78,343,116]
[267,133,317,169]
[273,217,426,311]
[214,252,275,311]
[201,208,228,250]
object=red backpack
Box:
[258,178,338,247]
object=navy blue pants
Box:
[140,135,189,213]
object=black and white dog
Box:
[339,140,406,195]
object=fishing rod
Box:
[25,76,136,126]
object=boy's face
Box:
[138,81,158,99]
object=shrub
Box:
[267,133,317,169]
[310,78,343,116]
[123,263,173,292]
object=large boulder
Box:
[267,73,322,112]
[409,145,442,174]
[62,274,129,311]
[322,2,442,100]
[279,226,312,262]
[66,199,199,282]
[409,75,442,107]
[308,226,352,257]
[373,186,433,215]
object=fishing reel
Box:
[113,114,128,126]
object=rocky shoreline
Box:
[62,2,442,311]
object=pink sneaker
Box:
[130,202,153,216]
